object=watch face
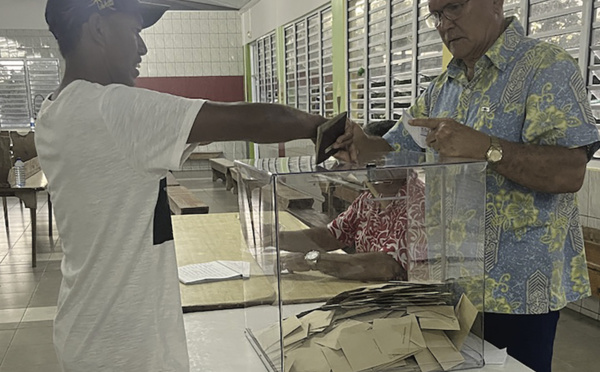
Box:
[305,251,319,261]
[489,149,502,163]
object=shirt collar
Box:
[447,17,525,78]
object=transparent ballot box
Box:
[235,152,487,372]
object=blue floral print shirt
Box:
[383,18,600,314]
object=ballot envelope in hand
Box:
[315,112,347,164]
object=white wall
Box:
[140,11,243,77]
[240,0,329,43]
[0,0,48,30]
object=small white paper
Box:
[217,260,251,279]
[402,109,428,149]
[178,261,251,284]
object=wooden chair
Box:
[10,131,37,162]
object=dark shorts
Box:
[484,311,560,372]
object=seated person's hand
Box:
[280,253,311,273]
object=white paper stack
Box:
[178,260,250,285]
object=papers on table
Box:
[248,283,489,372]
[402,109,428,149]
[177,260,250,284]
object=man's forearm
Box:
[494,139,588,193]
[252,103,326,143]
[189,102,326,144]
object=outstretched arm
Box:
[188,102,353,147]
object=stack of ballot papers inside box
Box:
[247,283,485,372]
[177,260,250,284]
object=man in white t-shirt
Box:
[38,1,352,371]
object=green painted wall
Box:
[244,44,252,103]
[331,0,347,115]
[276,27,286,105]
[243,43,255,159]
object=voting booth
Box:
[235,152,487,372]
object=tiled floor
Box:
[0,194,61,372]
[1,170,600,371]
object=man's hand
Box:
[334,120,392,164]
[331,118,355,153]
[409,118,489,159]
[280,253,311,273]
[332,119,362,163]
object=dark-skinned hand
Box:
[280,253,311,274]
[332,119,363,164]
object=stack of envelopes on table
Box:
[248,283,480,372]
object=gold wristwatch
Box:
[485,136,503,164]
[304,250,320,270]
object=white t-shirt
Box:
[35,80,205,372]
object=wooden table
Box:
[0,171,51,267]
[172,213,373,312]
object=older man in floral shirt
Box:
[341,1,600,371]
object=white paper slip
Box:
[402,109,429,149]
[217,260,251,279]
[178,261,250,284]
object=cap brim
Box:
[139,2,169,29]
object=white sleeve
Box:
[98,84,205,177]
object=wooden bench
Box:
[166,171,180,186]
[188,151,223,161]
[276,184,314,210]
[167,185,209,215]
[210,158,235,191]
[229,167,239,194]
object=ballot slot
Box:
[235,152,487,372]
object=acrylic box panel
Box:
[235,152,487,372]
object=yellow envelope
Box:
[312,319,365,350]
[422,330,465,371]
[322,347,353,372]
[407,305,461,331]
[447,294,478,350]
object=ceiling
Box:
[143,0,254,11]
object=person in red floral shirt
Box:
[280,168,426,282]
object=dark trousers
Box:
[484,311,560,372]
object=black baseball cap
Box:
[46,0,169,40]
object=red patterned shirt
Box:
[327,173,427,274]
